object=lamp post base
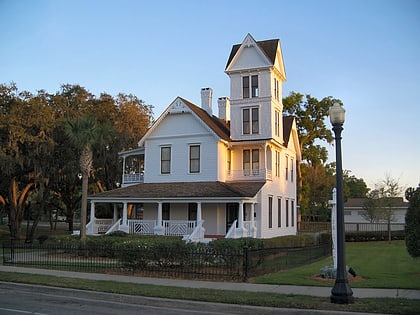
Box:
[330,280,354,304]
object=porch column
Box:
[237,201,247,237]
[90,202,96,221]
[154,202,164,235]
[122,156,126,185]
[196,202,205,239]
[251,203,257,238]
[86,202,95,235]
[113,204,118,222]
[197,202,202,222]
[120,202,129,233]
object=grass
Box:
[0,271,419,314]
[254,241,420,290]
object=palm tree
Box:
[64,115,99,240]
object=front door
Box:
[226,203,238,233]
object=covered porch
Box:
[87,181,264,242]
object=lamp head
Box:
[329,102,345,126]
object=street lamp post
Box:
[329,103,354,304]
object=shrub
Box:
[262,234,315,248]
[405,186,420,258]
[345,230,405,242]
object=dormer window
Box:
[242,75,259,98]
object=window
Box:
[252,149,259,173]
[277,198,282,227]
[162,203,170,220]
[243,76,250,98]
[188,203,197,221]
[286,199,289,227]
[252,108,259,133]
[243,150,250,174]
[243,108,250,134]
[161,147,171,174]
[274,110,280,137]
[291,200,295,227]
[189,145,200,173]
[291,158,294,182]
[268,196,273,228]
[285,156,289,180]
[242,107,259,134]
[243,149,259,175]
[275,151,280,177]
[274,78,280,101]
[251,75,259,97]
[243,75,259,99]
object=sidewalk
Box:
[1,265,419,300]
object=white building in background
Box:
[88,34,301,241]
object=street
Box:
[0,282,293,315]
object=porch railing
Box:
[129,220,156,235]
[226,168,272,181]
[87,219,114,234]
[163,220,196,236]
[122,173,144,184]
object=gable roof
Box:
[180,98,230,141]
[89,181,265,201]
[282,116,294,146]
[138,97,230,147]
[226,37,279,70]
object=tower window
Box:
[243,107,259,134]
[242,75,259,99]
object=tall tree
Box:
[64,115,114,240]
[64,116,99,240]
[365,174,404,242]
[282,92,338,217]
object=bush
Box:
[262,234,315,248]
[405,186,420,258]
[345,230,405,242]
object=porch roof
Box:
[89,181,265,202]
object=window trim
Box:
[242,107,259,135]
[160,146,171,174]
[189,144,200,173]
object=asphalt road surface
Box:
[0,282,303,315]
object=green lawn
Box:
[254,241,420,290]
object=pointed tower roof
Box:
[225,33,286,81]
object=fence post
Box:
[242,246,249,282]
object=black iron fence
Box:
[2,241,330,282]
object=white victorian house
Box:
[87,34,301,241]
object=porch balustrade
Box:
[90,219,114,234]
[226,169,272,181]
[128,219,156,235]
[162,220,196,236]
[122,173,144,184]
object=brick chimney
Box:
[217,97,230,122]
[201,87,213,115]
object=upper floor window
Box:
[285,155,289,180]
[274,110,280,137]
[160,146,171,174]
[242,107,259,134]
[189,145,200,173]
[275,151,280,177]
[227,149,231,171]
[242,75,259,98]
[291,158,294,182]
[274,78,280,101]
[243,149,259,175]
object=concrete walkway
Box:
[1,265,419,300]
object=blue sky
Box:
[1,0,419,192]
